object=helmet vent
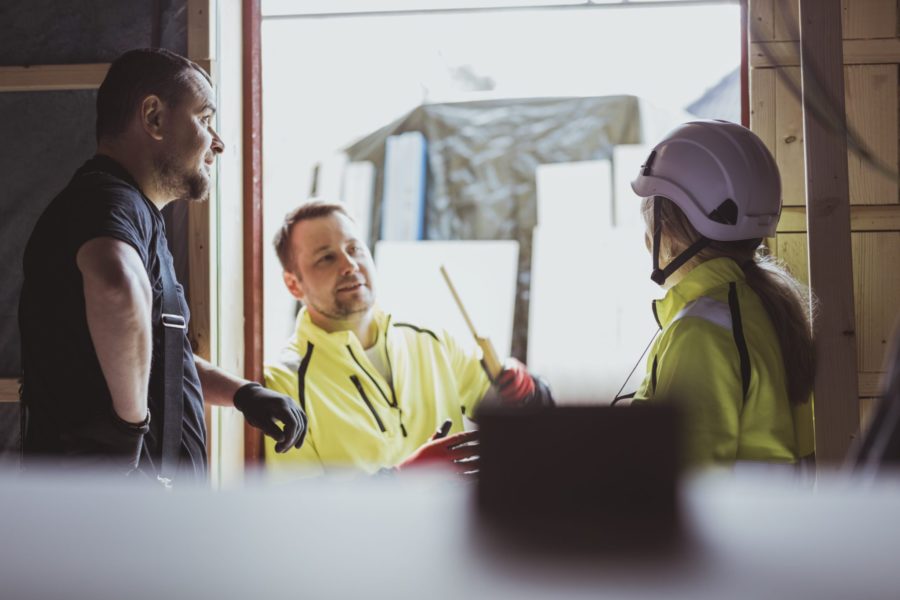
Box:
[708,199,739,226]
[640,151,657,176]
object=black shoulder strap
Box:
[728,282,751,403]
[158,256,185,486]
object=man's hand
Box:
[398,429,479,475]
[488,358,555,407]
[494,358,535,404]
[233,383,307,453]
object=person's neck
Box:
[96,139,172,211]
[309,308,378,349]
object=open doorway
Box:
[260,0,742,404]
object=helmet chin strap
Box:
[650,197,710,285]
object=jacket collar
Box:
[293,306,390,352]
[653,257,745,328]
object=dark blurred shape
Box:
[849,324,900,473]
[476,404,681,550]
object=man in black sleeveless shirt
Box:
[19,49,306,484]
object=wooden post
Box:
[243,0,265,465]
[798,0,860,463]
[187,0,219,473]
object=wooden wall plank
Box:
[775,67,806,205]
[852,232,900,372]
[775,233,810,284]
[860,372,889,397]
[751,68,777,153]
[842,0,897,40]
[778,204,900,231]
[774,0,801,41]
[752,38,900,67]
[799,0,860,463]
[0,379,18,404]
[750,0,776,42]
[188,0,214,62]
[845,64,899,205]
[0,63,108,92]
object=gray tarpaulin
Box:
[345,95,645,359]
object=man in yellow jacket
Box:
[265,200,551,477]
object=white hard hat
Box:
[631,119,782,241]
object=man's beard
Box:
[306,289,373,320]
[155,154,210,203]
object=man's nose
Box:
[210,127,225,154]
[339,253,360,274]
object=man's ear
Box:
[283,270,305,302]
[140,95,165,141]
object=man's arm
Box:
[195,356,307,453]
[194,356,244,407]
[77,237,151,424]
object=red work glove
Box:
[397,425,479,475]
[494,358,536,405]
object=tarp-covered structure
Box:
[345,95,676,359]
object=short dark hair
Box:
[274,200,351,273]
[96,48,210,141]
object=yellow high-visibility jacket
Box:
[265,307,490,476]
[633,257,815,466]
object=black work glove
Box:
[233,383,307,453]
[60,408,150,476]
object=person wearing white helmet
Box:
[626,119,815,467]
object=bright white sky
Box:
[259,1,741,362]
[262,2,740,203]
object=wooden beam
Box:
[188,0,215,62]
[0,379,19,404]
[0,63,109,92]
[778,205,900,232]
[751,38,900,67]
[799,0,860,463]
[187,0,218,474]
[243,0,265,466]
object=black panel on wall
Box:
[0,90,98,377]
[0,0,188,66]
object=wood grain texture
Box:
[0,63,108,92]
[844,65,898,205]
[778,204,900,231]
[188,0,213,62]
[799,0,860,463]
[852,232,900,372]
[751,68,777,153]
[0,379,18,404]
[842,0,896,40]
[774,234,894,400]
[187,0,215,470]
[774,0,801,41]
[775,67,807,205]
[752,38,900,67]
[750,0,776,42]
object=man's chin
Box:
[177,175,211,203]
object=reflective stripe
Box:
[672,296,732,331]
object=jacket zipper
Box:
[350,375,386,433]
[347,345,395,407]
[382,320,406,437]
